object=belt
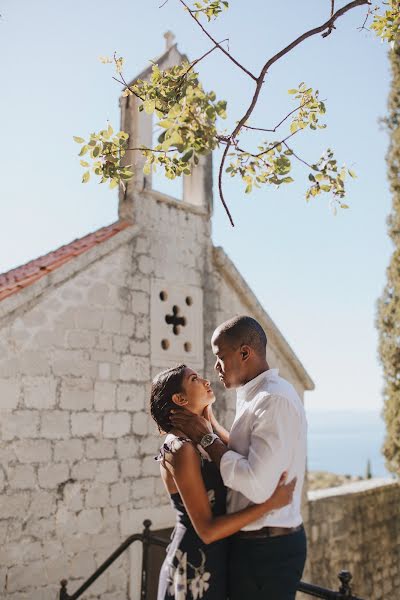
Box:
[235,524,303,540]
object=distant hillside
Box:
[308,470,363,491]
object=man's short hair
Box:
[216,316,267,357]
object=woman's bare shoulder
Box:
[156,435,199,466]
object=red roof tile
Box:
[0,221,131,302]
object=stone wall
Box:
[0,227,169,600]
[0,191,312,600]
[306,478,400,600]
[0,197,222,600]
[1,208,397,600]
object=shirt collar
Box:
[236,368,279,401]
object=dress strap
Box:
[155,436,193,462]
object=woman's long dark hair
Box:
[150,364,187,433]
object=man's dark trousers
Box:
[228,526,307,600]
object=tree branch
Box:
[218,143,235,227]
[215,0,368,225]
[257,0,369,79]
[178,0,258,81]
[323,0,336,38]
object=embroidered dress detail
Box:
[166,549,211,600]
[155,437,193,462]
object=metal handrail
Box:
[59,532,144,600]
[59,520,366,600]
[298,576,364,600]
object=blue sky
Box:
[0,1,391,412]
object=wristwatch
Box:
[199,433,219,449]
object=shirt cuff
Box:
[220,449,243,488]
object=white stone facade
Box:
[0,44,314,600]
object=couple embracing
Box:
[150,316,307,600]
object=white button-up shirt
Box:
[219,368,307,530]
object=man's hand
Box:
[266,473,297,511]
[170,408,213,444]
[203,404,230,445]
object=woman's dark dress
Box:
[156,435,228,600]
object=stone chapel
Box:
[1,34,397,600]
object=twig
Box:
[102,147,175,158]
[174,39,229,94]
[129,148,175,154]
[242,97,316,133]
[113,73,170,115]
[218,143,235,227]
[178,0,258,81]
[283,142,312,168]
[112,76,144,102]
[357,6,372,31]
[255,131,300,158]
[232,130,300,161]
[186,39,229,74]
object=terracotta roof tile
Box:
[0,220,131,302]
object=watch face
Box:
[202,434,213,447]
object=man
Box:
[170,315,307,600]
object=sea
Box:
[307,410,392,478]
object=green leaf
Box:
[82,171,90,183]
[288,89,298,94]
[181,149,194,163]
[109,179,119,189]
[78,145,89,156]
[348,169,357,178]
[168,131,184,147]
[158,120,174,129]
[341,204,350,209]
[73,136,85,143]
[80,160,89,167]
[144,99,156,115]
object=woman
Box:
[150,364,297,600]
